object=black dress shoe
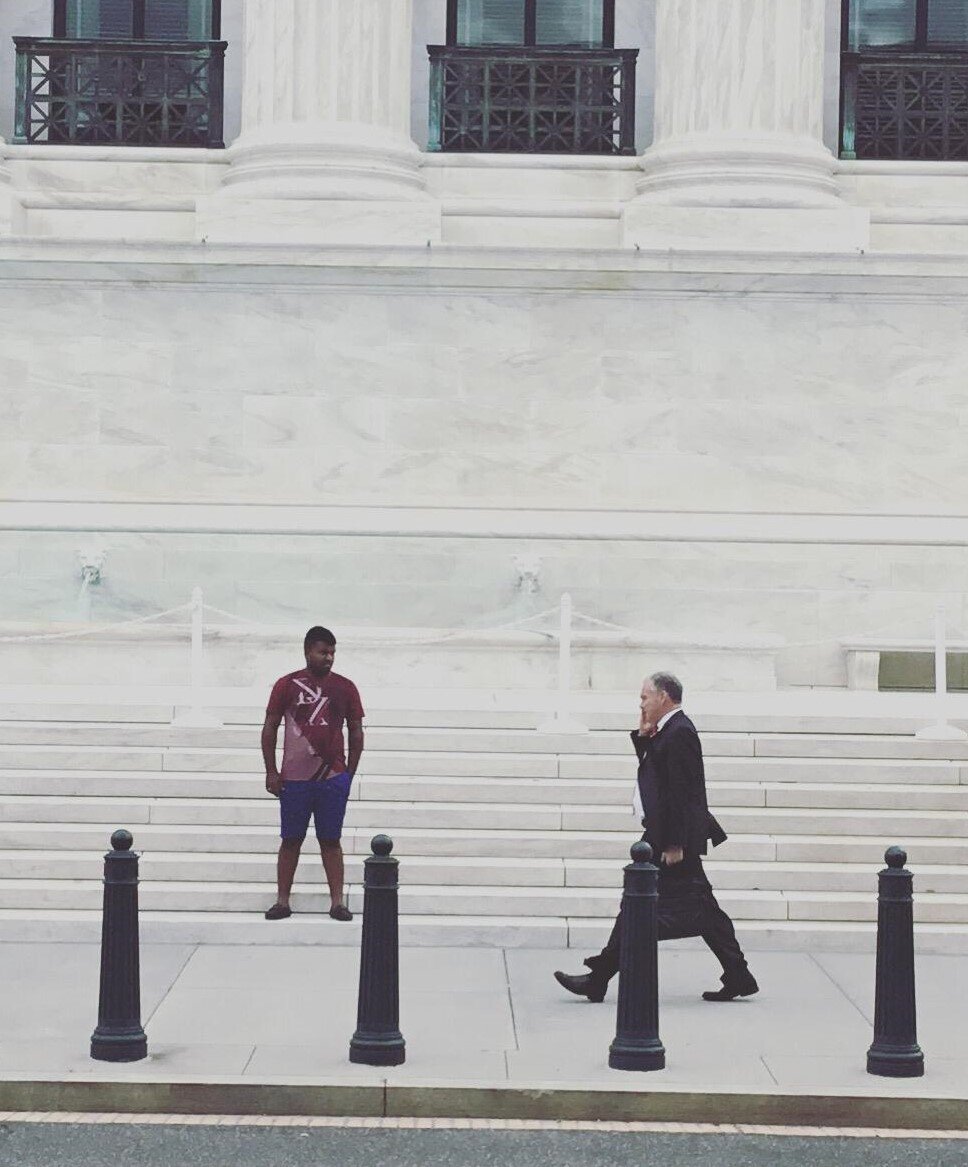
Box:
[554,970,607,1003]
[702,973,759,1002]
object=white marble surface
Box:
[653,0,825,143]
[222,0,427,208]
[197,195,440,244]
[0,263,967,688]
[5,276,964,511]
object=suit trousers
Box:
[583,854,750,985]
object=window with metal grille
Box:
[15,0,225,148]
[431,0,632,154]
[448,0,613,48]
[841,0,968,159]
[54,0,219,40]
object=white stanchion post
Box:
[536,593,588,735]
[172,587,223,729]
[916,604,967,741]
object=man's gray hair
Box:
[650,672,683,705]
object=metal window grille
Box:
[14,37,226,148]
[428,45,636,154]
[841,51,968,159]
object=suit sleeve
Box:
[630,730,649,762]
[662,726,703,849]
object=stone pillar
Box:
[623,0,868,251]
[198,0,440,245]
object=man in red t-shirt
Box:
[261,626,365,921]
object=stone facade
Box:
[1,0,967,695]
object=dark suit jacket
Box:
[631,710,727,858]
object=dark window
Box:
[432,0,632,155]
[18,0,225,148]
[841,0,968,159]
[449,0,612,48]
[846,0,968,49]
[54,0,219,40]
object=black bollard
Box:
[349,834,405,1066]
[866,846,924,1077]
[90,829,147,1062]
[608,840,665,1071]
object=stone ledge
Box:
[0,1078,965,1128]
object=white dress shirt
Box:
[631,706,685,818]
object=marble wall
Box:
[1,266,967,688]
[3,275,968,513]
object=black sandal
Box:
[264,903,292,920]
[329,904,353,922]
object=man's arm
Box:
[631,715,656,761]
[261,711,282,796]
[346,717,364,778]
[660,727,703,866]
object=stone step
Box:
[0,908,964,952]
[1,742,963,787]
[0,771,636,806]
[3,771,960,810]
[565,804,968,837]
[2,849,964,892]
[0,819,953,863]
[0,746,564,778]
[0,794,961,837]
[0,849,568,887]
[7,718,968,760]
[570,858,968,893]
[0,877,962,924]
[0,724,642,756]
[0,879,808,920]
[563,755,966,783]
[5,878,967,923]
[4,697,968,737]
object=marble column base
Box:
[636,134,843,210]
[195,195,442,246]
[204,123,440,244]
[622,204,870,254]
[219,123,428,202]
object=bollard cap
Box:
[631,840,653,865]
[885,845,907,869]
[371,834,393,857]
[111,829,134,852]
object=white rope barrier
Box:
[2,587,964,738]
[0,603,191,644]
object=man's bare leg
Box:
[266,838,302,913]
[319,839,344,904]
[319,839,352,920]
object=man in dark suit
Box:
[554,672,758,1003]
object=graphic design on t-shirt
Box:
[293,679,330,726]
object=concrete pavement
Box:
[0,939,967,1125]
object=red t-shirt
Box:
[266,669,365,782]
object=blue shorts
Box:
[279,772,352,842]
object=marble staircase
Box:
[1,705,967,950]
